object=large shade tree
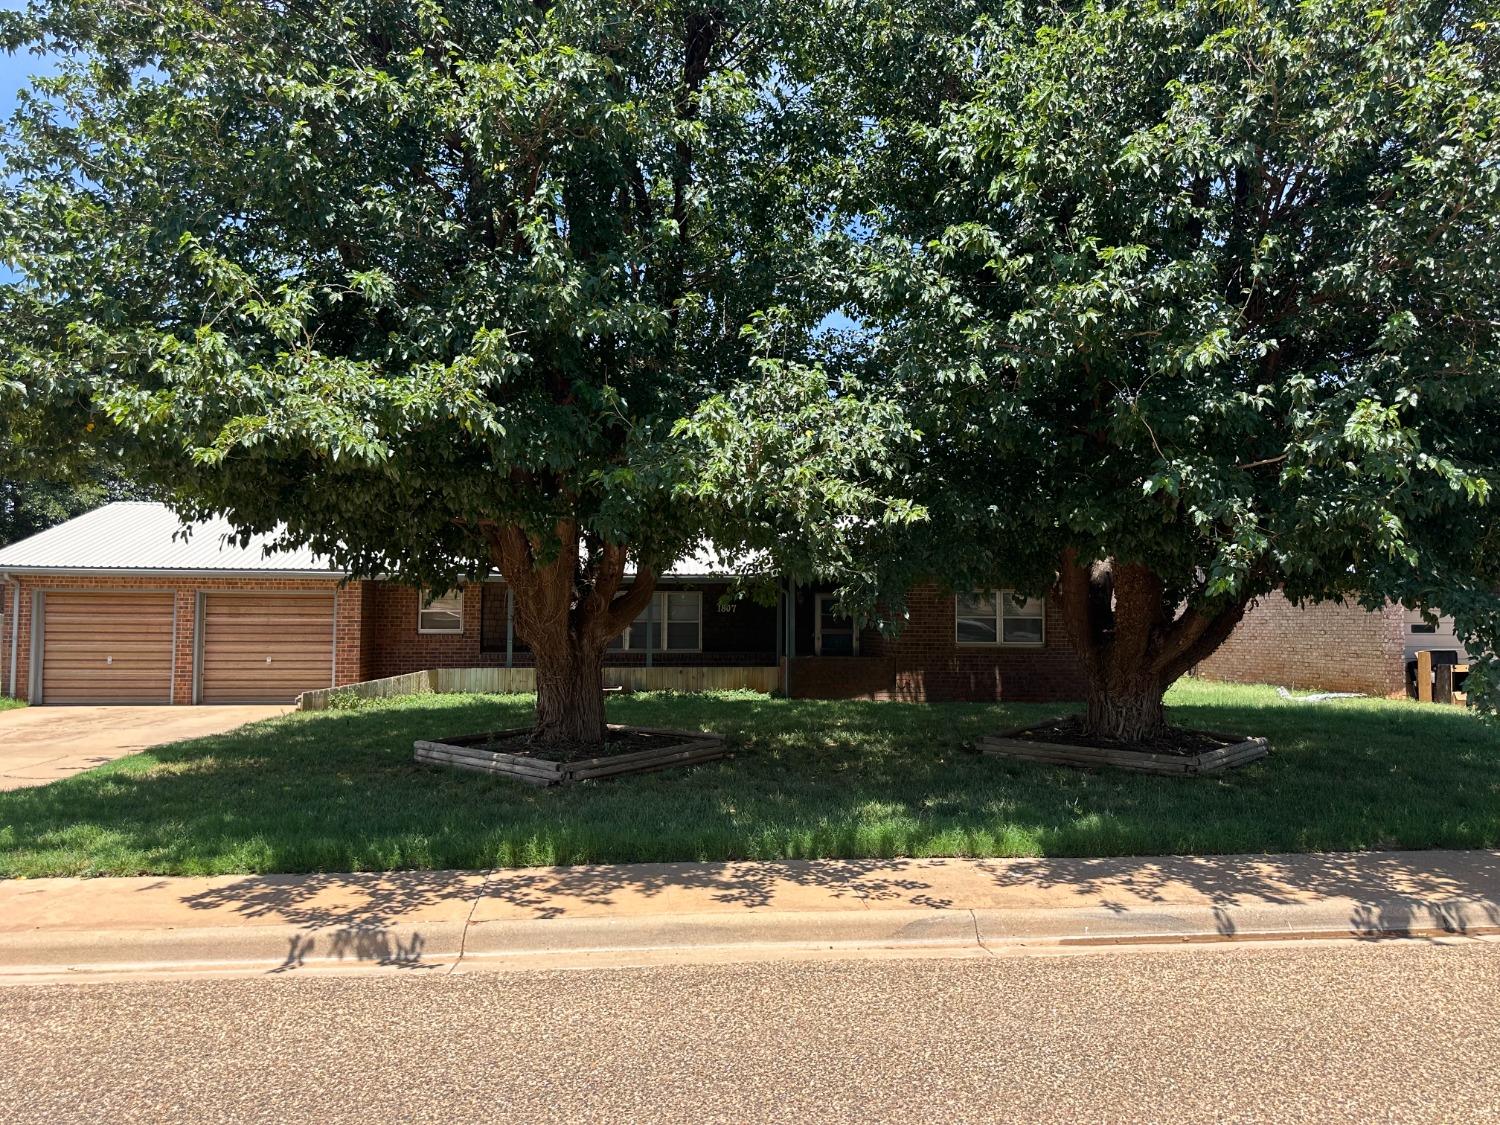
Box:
[845,0,1500,740]
[0,0,914,743]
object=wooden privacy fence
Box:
[298,664,781,711]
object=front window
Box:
[956,591,1045,646]
[418,589,463,634]
[816,594,857,655]
[609,591,702,652]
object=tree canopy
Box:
[5,0,1499,743]
[841,0,1500,732]
[0,0,916,740]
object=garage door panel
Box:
[200,594,334,704]
[204,601,332,617]
[41,592,175,704]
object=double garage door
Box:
[37,591,334,704]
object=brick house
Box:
[0,502,1088,706]
[1192,590,1471,698]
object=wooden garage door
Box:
[200,593,335,704]
[42,592,175,704]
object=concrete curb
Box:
[0,920,468,974]
[4,894,1499,980]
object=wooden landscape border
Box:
[978,718,1269,777]
[414,725,729,787]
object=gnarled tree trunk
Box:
[531,636,610,745]
[1085,673,1168,743]
[1053,551,1251,745]
[483,519,657,747]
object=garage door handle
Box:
[266,657,273,664]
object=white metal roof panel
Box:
[0,502,763,580]
[0,502,340,575]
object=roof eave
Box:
[0,565,349,580]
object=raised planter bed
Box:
[977,718,1268,776]
[414,725,728,787]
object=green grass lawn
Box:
[1,679,1497,877]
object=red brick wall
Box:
[0,578,17,698]
[1,573,363,704]
[366,581,486,678]
[1193,591,1407,697]
[366,580,1085,702]
[1,573,1091,705]
[786,656,898,699]
[366,580,780,678]
[858,585,1088,703]
[779,584,1085,703]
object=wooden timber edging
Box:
[413,725,729,786]
[976,733,1269,776]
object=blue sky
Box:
[0,1,56,119]
[1,2,59,283]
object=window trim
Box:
[955,590,1046,648]
[417,588,464,635]
[610,590,704,653]
[814,593,859,656]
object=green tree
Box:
[0,0,913,743]
[848,0,1500,740]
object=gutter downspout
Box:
[4,575,17,701]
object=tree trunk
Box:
[480,518,659,749]
[1085,675,1168,743]
[1053,551,1252,746]
[531,637,608,745]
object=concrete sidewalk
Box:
[3,850,1500,979]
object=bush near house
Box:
[0,682,1496,878]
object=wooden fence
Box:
[298,664,780,711]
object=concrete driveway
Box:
[0,706,290,791]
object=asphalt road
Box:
[4,941,1499,1123]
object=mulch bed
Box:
[478,728,695,764]
[1007,718,1233,757]
[413,725,729,786]
[977,717,1269,776]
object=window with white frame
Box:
[955,591,1045,646]
[608,590,702,652]
[418,589,463,634]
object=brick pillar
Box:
[172,590,198,704]
[334,581,367,686]
[13,580,35,703]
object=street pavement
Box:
[4,938,1498,1123]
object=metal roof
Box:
[0,502,340,576]
[646,543,761,580]
[0,501,761,581]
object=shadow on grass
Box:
[0,683,1497,880]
